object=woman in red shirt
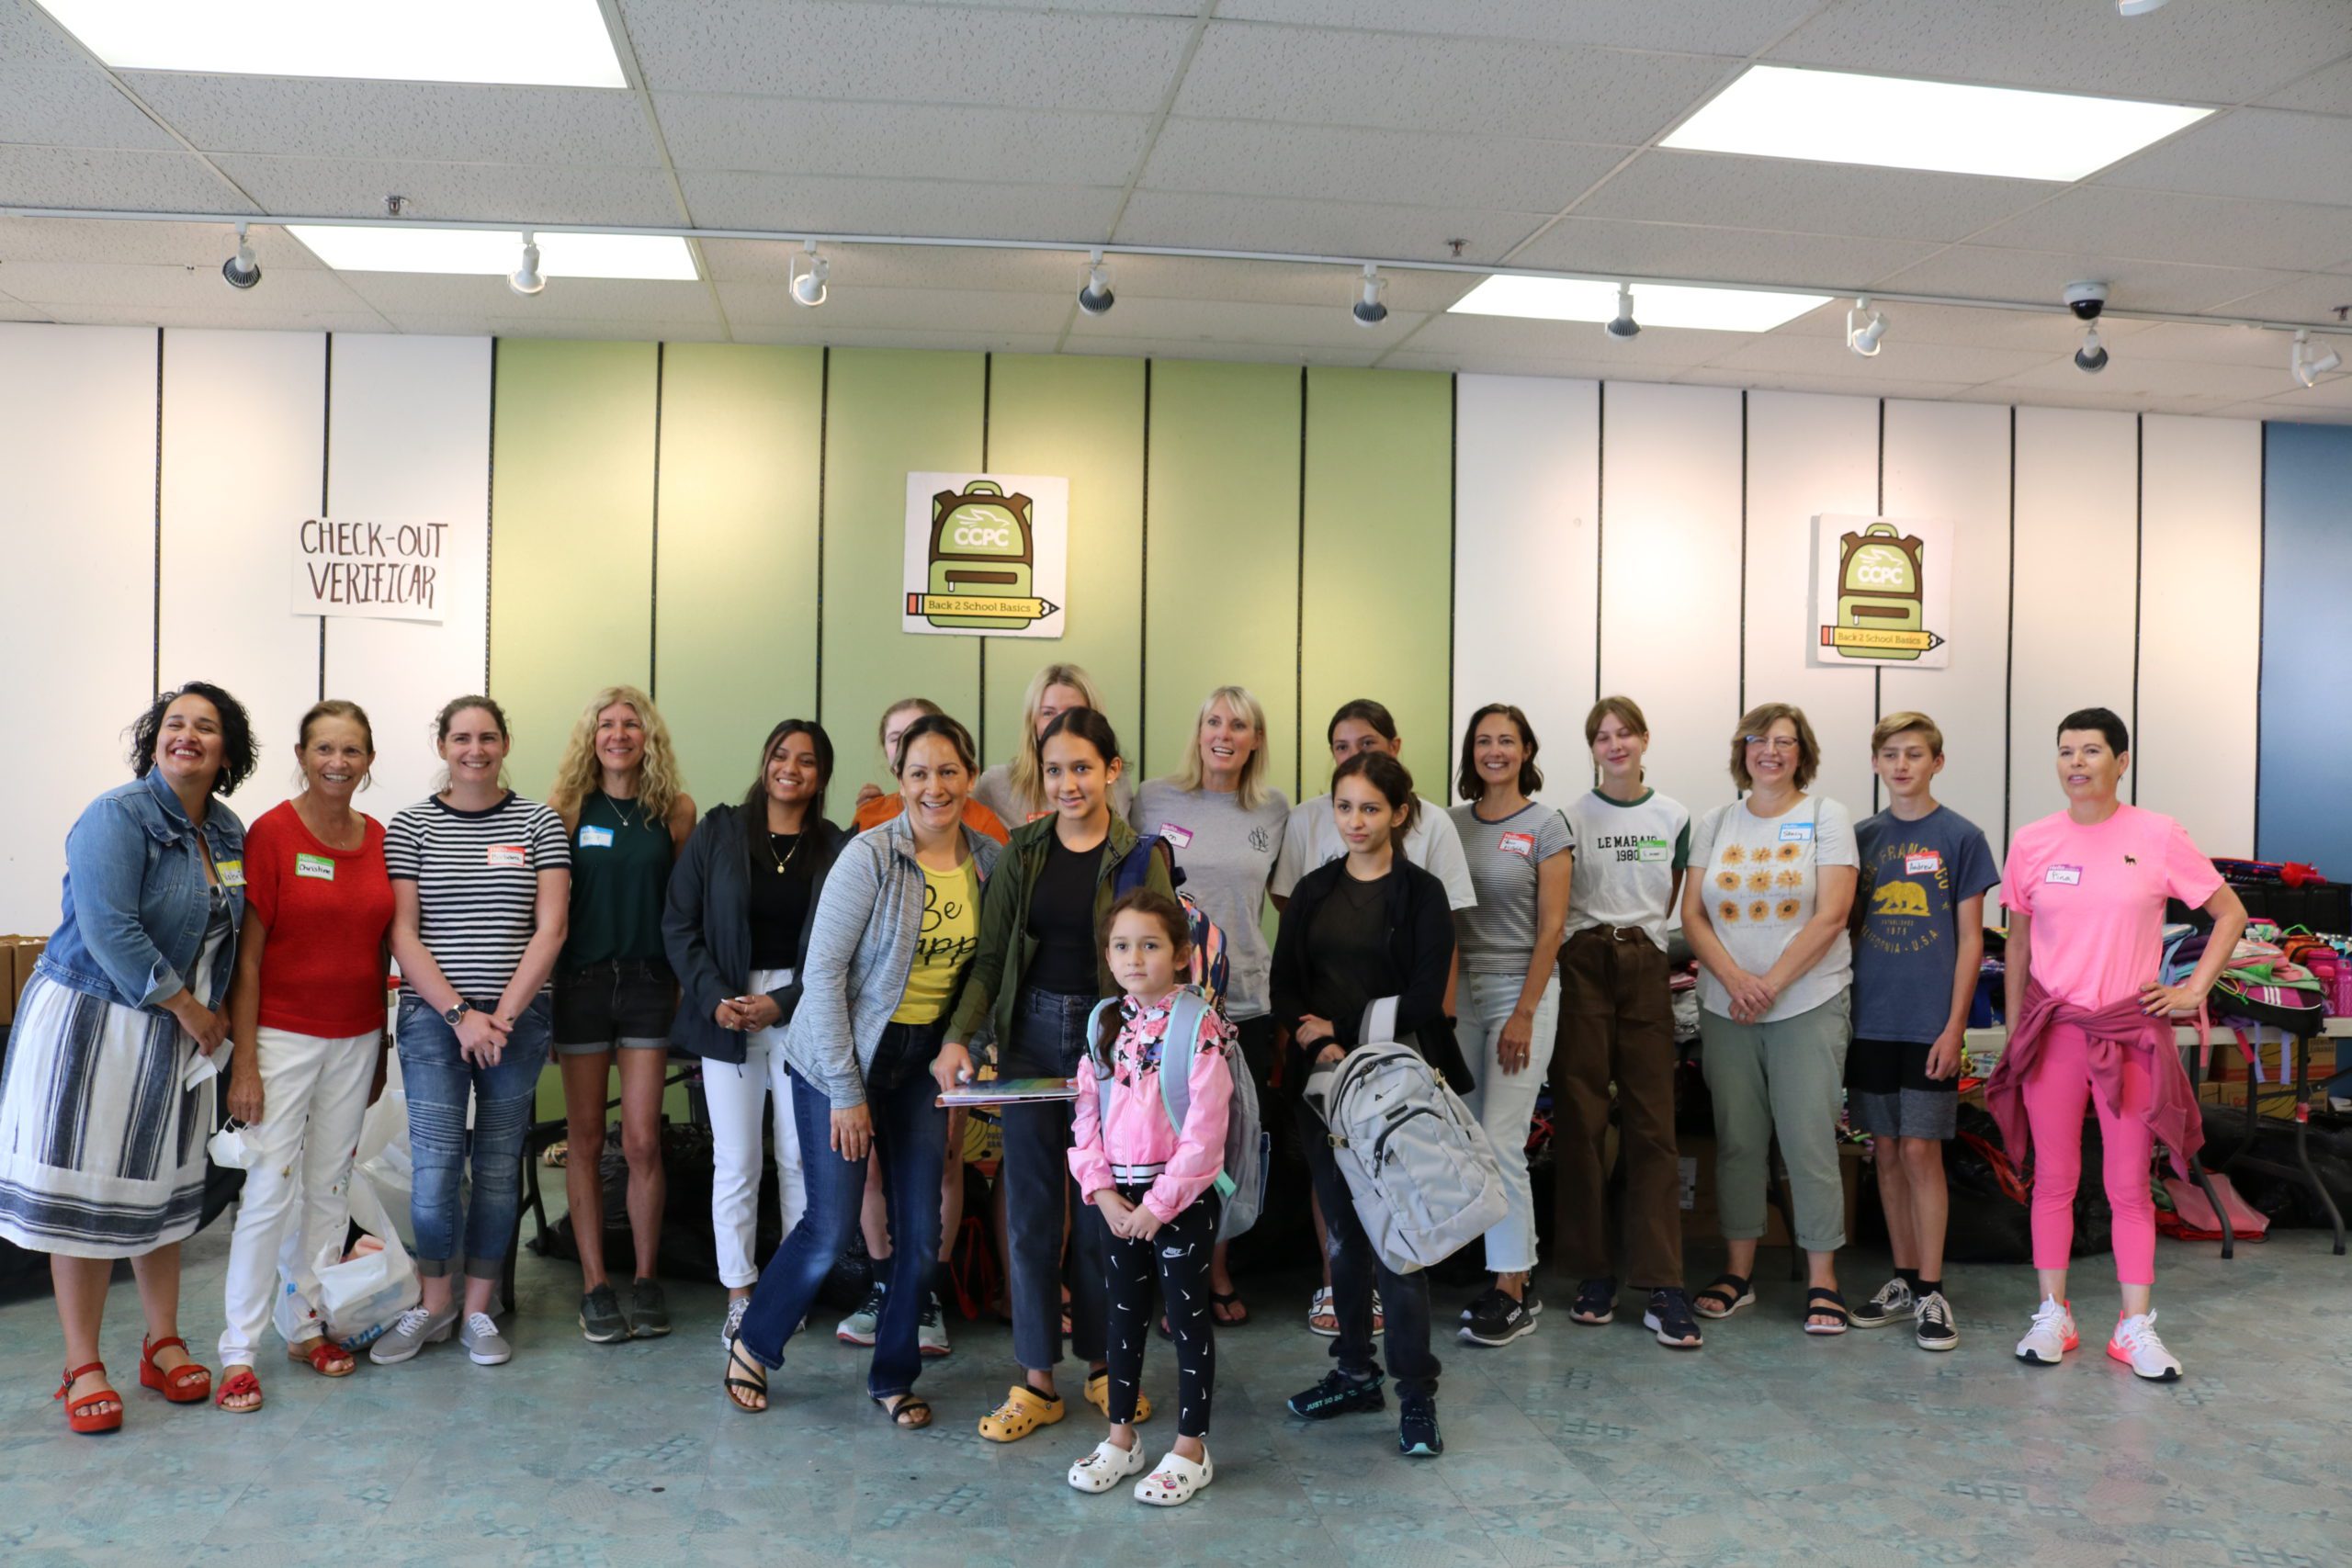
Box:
[214,700,396,1412]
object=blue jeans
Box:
[737,1021,945,1400]
[396,994,550,1280]
[1000,987,1108,1371]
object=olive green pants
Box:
[1699,992,1850,1253]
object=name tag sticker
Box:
[488,844,527,869]
[1905,852,1943,875]
[216,859,245,888]
[1158,822,1194,849]
[295,852,335,881]
[577,825,615,850]
[1498,830,1535,859]
[2046,864,2082,886]
[1637,839,1671,863]
[1779,822,1815,842]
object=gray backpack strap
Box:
[1361,995,1400,1044]
[1155,988,1237,1198]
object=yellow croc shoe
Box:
[1084,1370,1151,1423]
[977,1383,1067,1443]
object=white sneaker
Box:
[1069,1438,1148,1494]
[2107,1310,2183,1382]
[719,1297,750,1351]
[838,1281,884,1347]
[2014,1296,2077,1367]
[918,1292,952,1358]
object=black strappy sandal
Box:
[723,1338,769,1413]
[1803,1287,1849,1337]
[1692,1272,1754,1320]
[874,1392,932,1428]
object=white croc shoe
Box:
[2014,1296,2077,1367]
[2108,1311,2183,1382]
[1069,1439,1148,1494]
[1135,1448,1213,1506]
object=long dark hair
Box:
[1332,750,1415,852]
[740,719,832,867]
[1327,697,1397,748]
[1035,706,1123,773]
[130,682,257,797]
[1455,702,1543,803]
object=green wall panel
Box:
[820,350,986,794]
[981,355,1147,781]
[653,344,825,810]
[1300,367,1453,803]
[1144,361,1303,795]
[489,339,659,795]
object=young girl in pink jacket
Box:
[1065,889,1234,1506]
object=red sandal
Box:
[288,1337,356,1378]
[57,1361,123,1435]
[215,1368,264,1414]
[139,1335,212,1404]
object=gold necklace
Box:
[763,823,806,876]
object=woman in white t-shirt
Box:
[970,663,1135,828]
[1679,703,1859,1337]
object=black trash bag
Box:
[1939,1101,2115,1264]
[2198,1101,2352,1230]
[538,1120,786,1285]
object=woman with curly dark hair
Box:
[0,682,257,1433]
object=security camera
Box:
[2064,281,2109,321]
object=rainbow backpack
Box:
[1113,836,1231,1011]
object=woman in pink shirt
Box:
[1994,707,2245,1382]
[1065,889,1234,1508]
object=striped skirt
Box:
[0,973,213,1258]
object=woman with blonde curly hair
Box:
[971,663,1134,826]
[548,685,697,1343]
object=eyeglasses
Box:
[1743,735,1800,751]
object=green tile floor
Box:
[2,1214,2346,1567]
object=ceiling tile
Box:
[729,322,1065,352]
[0,259,374,311]
[1218,0,1818,54]
[714,281,1070,333]
[1397,310,1729,368]
[1966,186,2352,274]
[1067,294,1427,349]
[2191,271,2352,322]
[616,0,1195,108]
[1983,353,2295,405]
[1173,22,1736,141]
[1766,0,2352,102]
[654,95,1150,185]
[2098,108,2352,209]
[1571,151,2055,244]
[1772,298,2156,353]
[1874,244,2300,313]
[1065,335,1380,367]
[35,302,393,331]
[1672,365,1973,400]
[209,155,685,225]
[381,312,729,341]
[0,0,88,67]
[1702,332,2053,384]
[125,76,659,167]
[2254,371,2352,410]
[1506,217,1942,289]
[2123,320,2322,368]
[696,238,1066,291]
[1102,254,1475,311]
[0,143,253,211]
[330,272,718,321]
[0,217,325,269]
[680,171,1122,240]
[1114,190,1548,263]
[0,63,180,150]
[2262,57,2352,115]
[1137,118,1628,211]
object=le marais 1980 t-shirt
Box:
[1851,804,2000,1043]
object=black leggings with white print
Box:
[1102,1183,1221,1439]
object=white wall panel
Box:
[0,324,159,933]
[2008,406,2139,853]
[158,330,327,824]
[1598,382,1745,817]
[1880,400,2012,852]
[2136,413,2259,856]
[322,335,492,816]
[1741,391,1882,818]
[1452,373,1600,806]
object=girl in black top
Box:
[1271,752,1459,1461]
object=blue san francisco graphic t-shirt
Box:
[1851,804,2000,1044]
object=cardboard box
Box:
[1,935,45,1027]
[1674,1132,1862,1247]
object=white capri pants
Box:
[703,968,809,1290]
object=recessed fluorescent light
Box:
[39,0,627,88]
[1450,276,1828,333]
[1663,65,2209,182]
[288,227,698,282]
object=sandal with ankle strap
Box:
[1692,1273,1754,1321]
[722,1337,769,1413]
[215,1368,264,1414]
[57,1361,123,1435]
[288,1337,356,1378]
[873,1393,932,1429]
[1803,1287,1850,1337]
[140,1336,211,1404]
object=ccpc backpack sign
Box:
[901,472,1069,638]
[1808,513,1955,669]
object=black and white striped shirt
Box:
[386,793,570,1002]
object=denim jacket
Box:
[36,769,247,1012]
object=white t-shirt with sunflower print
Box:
[1688,795,1859,1024]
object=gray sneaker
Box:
[369,1300,458,1365]
[458,1311,513,1366]
[918,1292,952,1358]
[581,1282,631,1344]
[630,1277,672,1339]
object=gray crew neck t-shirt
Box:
[1447,800,1573,975]
[1131,778,1291,1020]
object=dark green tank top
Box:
[561,791,673,968]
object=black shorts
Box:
[1844,1036,1957,1140]
[552,958,676,1053]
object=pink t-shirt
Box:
[2001,804,2222,1010]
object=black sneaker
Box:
[1568,1277,1617,1325]
[1914,1291,1959,1352]
[1397,1392,1443,1457]
[1287,1366,1386,1420]
[580,1282,631,1344]
[1458,1286,1499,1325]
[1642,1287,1703,1349]
[1460,1291,1538,1347]
[629,1277,671,1338]
[1848,1276,1915,1329]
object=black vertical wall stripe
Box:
[1295,367,1308,803]
[1736,390,1748,716]
[1137,359,1151,777]
[1872,397,1884,815]
[649,341,665,698]
[1446,371,1457,795]
[152,328,164,695]
[812,346,828,727]
[482,340,499,691]
[1592,381,1604,706]
[978,352,990,763]
[2002,405,2017,850]
[318,333,333,702]
[2131,414,2143,805]
[2253,423,2267,855]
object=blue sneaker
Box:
[1397,1392,1442,1457]
[1287,1366,1385,1420]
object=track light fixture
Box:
[220,221,260,289]
[789,240,829,308]
[2075,324,2109,374]
[1846,296,1887,356]
[2115,0,2170,15]
[1351,264,1387,328]
[2292,329,2343,389]
[508,231,544,296]
[1076,248,1114,316]
[1604,282,1640,340]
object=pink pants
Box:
[2021,1021,2157,1284]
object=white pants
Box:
[219,1026,379,1367]
[705,968,808,1290]
[1461,970,1559,1275]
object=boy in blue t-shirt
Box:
[1844,712,1999,1351]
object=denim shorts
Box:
[552,958,676,1052]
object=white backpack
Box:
[1303,998,1507,1277]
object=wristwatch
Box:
[443,1000,472,1027]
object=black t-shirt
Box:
[1305,869,1392,1037]
[746,829,816,971]
[1025,832,1107,995]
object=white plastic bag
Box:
[352,1055,415,1247]
[315,1169,419,1350]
